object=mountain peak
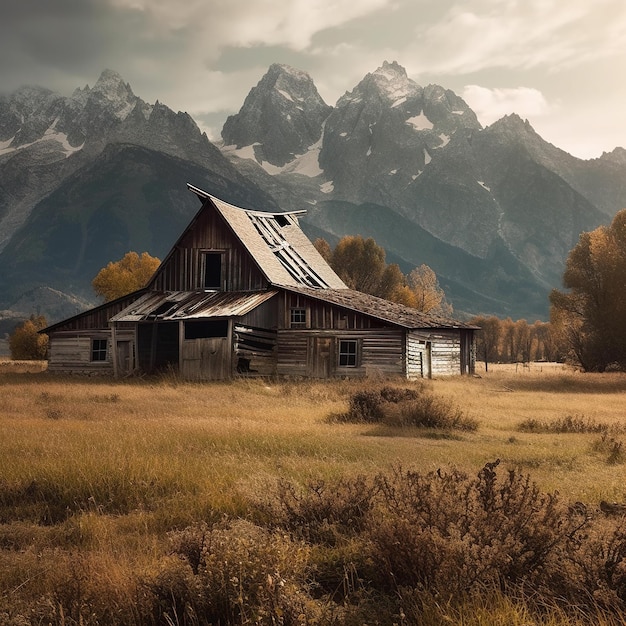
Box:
[346,61,421,105]
[92,69,135,99]
[221,63,331,167]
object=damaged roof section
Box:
[189,185,347,290]
[111,290,277,323]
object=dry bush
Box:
[592,434,625,465]
[332,384,477,431]
[146,518,318,625]
[518,414,623,434]
[252,475,378,545]
[366,460,589,598]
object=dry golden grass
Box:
[3,360,626,624]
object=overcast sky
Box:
[2,0,625,159]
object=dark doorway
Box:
[138,322,179,373]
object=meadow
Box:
[2,360,626,625]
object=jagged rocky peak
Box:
[598,146,626,165]
[355,60,422,103]
[72,69,139,120]
[221,63,331,167]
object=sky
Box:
[1,0,625,160]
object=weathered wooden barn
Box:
[43,185,477,380]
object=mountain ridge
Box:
[1,63,625,329]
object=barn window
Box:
[290,307,307,327]
[338,339,358,367]
[91,338,108,362]
[203,253,222,290]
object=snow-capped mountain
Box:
[222,63,332,168]
[1,64,625,327]
[0,70,278,325]
[220,62,625,318]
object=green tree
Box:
[550,209,626,371]
[92,251,160,302]
[9,314,48,360]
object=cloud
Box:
[408,0,626,76]
[462,85,554,126]
[109,0,393,51]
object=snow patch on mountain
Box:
[406,111,433,131]
[437,133,450,148]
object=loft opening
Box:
[203,252,223,290]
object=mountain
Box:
[221,62,624,318]
[1,64,625,328]
[0,69,279,321]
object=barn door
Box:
[116,340,134,376]
[311,337,333,378]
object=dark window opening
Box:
[204,253,222,289]
[185,320,228,339]
[150,302,175,318]
[338,339,358,367]
[91,338,107,362]
[290,307,307,327]
[274,214,289,227]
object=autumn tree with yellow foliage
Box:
[550,209,626,371]
[314,235,452,315]
[92,251,160,302]
[9,314,49,360]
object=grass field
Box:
[3,360,626,624]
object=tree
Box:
[320,235,452,312]
[406,264,453,315]
[9,314,48,360]
[330,235,387,294]
[92,251,160,302]
[550,209,626,371]
[470,315,501,372]
[313,238,332,263]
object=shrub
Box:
[519,415,618,434]
[253,475,378,545]
[335,384,477,431]
[366,460,590,597]
[9,315,48,360]
[147,518,318,625]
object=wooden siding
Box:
[234,325,277,376]
[47,331,113,374]
[279,291,384,331]
[276,329,404,378]
[151,208,268,292]
[409,329,463,377]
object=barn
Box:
[43,185,477,380]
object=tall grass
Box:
[3,362,626,623]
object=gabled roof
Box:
[110,290,277,322]
[281,285,479,330]
[183,185,347,290]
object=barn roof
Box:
[181,185,347,290]
[281,285,479,330]
[110,290,278,322]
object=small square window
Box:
[290,308,307,327]
[338,339,358,367]
[91,339,108,362]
